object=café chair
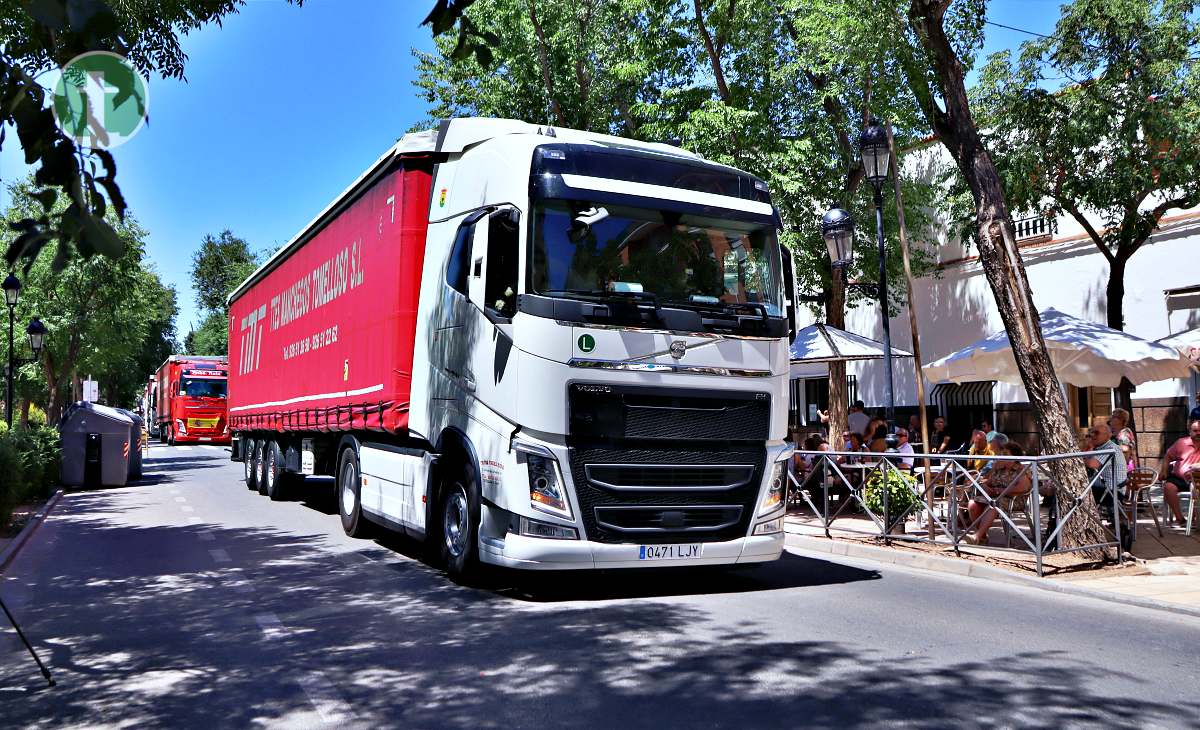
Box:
[1124,468,1162,538]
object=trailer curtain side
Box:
[227,159,434,434]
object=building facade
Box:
[793,197,1200,460]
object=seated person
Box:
[964,442,1031,545]
[1085,419,1128,510]
[979,431,1009,474]
[893,427,915,469]
[1159,418,1200,525]
[838,432,864,465]
[967,430,993,472]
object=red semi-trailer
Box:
[229,118,797,577]
[154,356,230,445]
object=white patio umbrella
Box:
[790,323,912,364]
[1157,326,1200,370]
[922,308,1192,388]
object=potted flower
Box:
[863,467,920,534]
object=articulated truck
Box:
[154,355,230,445]
[228,118,797,576]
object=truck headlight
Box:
[759,458,788,516]
[526,454,570,517]
[513,440,573,520]
[176,419,186,434]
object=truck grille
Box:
[568,447,764,544]
[584,464,754,491]
[569,384,770,443]
[594,506,743,533]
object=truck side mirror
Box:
[781,245,798,343]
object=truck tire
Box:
[438,461,481,580]
[243,438,257,488]
[168,427,176,447]
[337,446,371,537]
[264,440,287,501]
[255,441,269,495]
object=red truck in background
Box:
[153,356,230,445]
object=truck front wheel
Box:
[439,463,481,580]
[337,447,370,537]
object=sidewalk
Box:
[785,508,1200,616]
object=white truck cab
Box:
[406,118,797,572]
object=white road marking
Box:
[208,548,231,563]
[175,446,193,451]
[181,506,195,513]
[174,497,187,503]
[254,613,286,640]
[185,517,202,525]
[296,671,357,724]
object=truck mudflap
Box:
[477,532,783,571]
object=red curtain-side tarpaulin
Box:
[227,158,433,435]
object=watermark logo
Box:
[52,52,149,149]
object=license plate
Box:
[188,418,218,429]
[638,544,704,561]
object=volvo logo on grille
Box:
[669,340,687,359]
[575,384,611,393]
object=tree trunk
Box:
[527,0,567,126]
[18,399,30,428]
[694,0,731,102]
[826,266,849,442]
[1107,255,1135,416]
[908,0,1109,559]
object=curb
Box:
[0,489,64,575]
[785,530,1200,621]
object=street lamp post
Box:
[2,274,48,428]
[3,273,20,428]
[859,118,896,429]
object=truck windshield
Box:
[181,378,227,398]
[530,201,782,314]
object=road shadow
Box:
[2,488,1197,728]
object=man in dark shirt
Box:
[1189,391,1200,422]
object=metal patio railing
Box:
[787,449,1124,576]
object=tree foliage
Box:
[973,0,1200,330]
[184,228,258,355]
[2,178,177,420]
[415,0,942,314]
[0,0,300,270]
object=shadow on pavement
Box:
[3,478,1197,728]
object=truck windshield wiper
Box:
[542,288,659,308]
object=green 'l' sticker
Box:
[577,334,596,353]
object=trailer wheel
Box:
[337,446,370,537]
[438,462,481,580]
[264,441,286,501]
[255,441,269,495]
[168,426,176,447]
[243,438,257,488]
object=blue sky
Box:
[0,0,1063,337]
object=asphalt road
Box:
[2,443,1198,729]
